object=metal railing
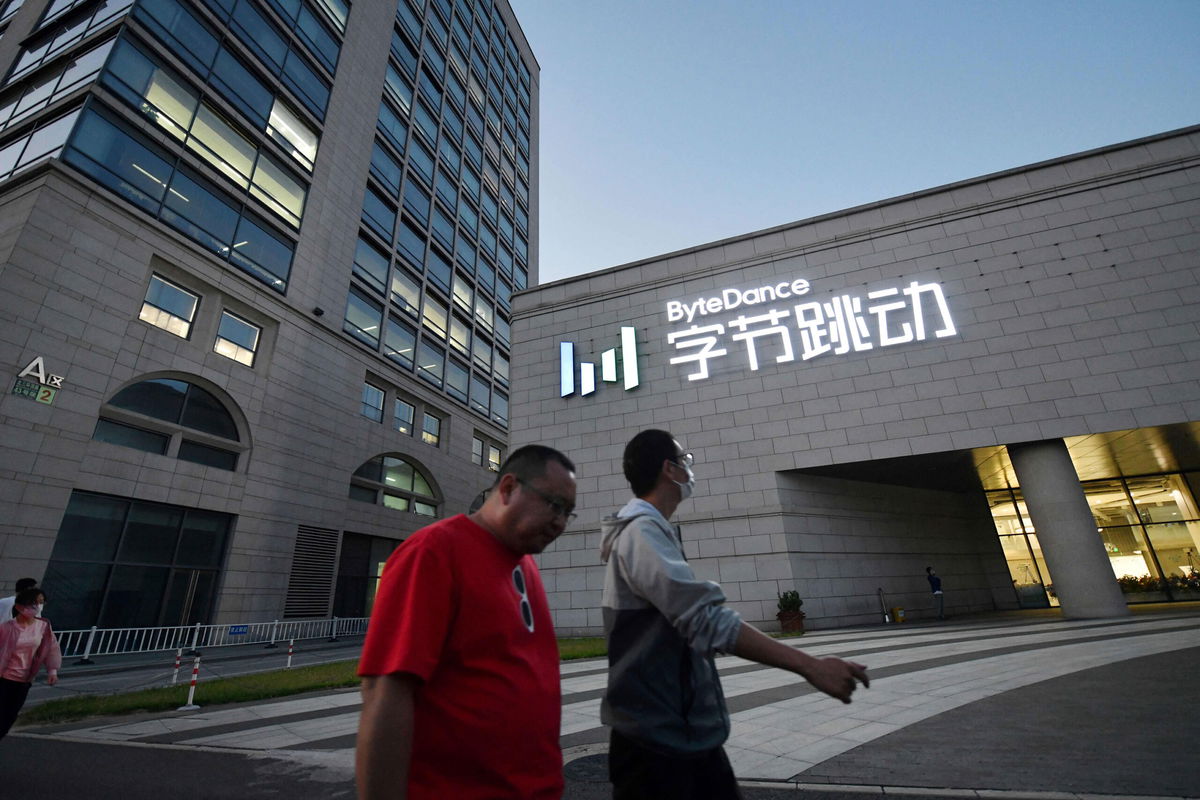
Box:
[56,617,370,664]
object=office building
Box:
[0,0,537,629]
[513,126,1200,633]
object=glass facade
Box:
[44,491,233,629]
[342,0,529,430]
[0,0,533,629]
[989,472,1200,606]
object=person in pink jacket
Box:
[0,587,61,739]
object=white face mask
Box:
[36,604,45,617]
[673,463,695,501]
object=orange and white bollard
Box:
[171,648,182,685]
[286,638,295,669]
[177,655,201,711]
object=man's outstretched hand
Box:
[804,657,869,703]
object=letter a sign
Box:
[17,356,65,388]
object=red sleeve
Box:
[357,534,455,680]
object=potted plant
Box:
[776,590,805,634]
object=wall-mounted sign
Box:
[560,326,639,397]
[12,356,66,405]
[11,379,56,405]
[665,278,957,381]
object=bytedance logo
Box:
[560,326,640,397]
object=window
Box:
[102,37,309,227]
[93,378,242,469]
[213,310,260,366]
[353,236,389,294]
[62,107,294,292]
[422,295,448,340]
[0,37,114,134]
[449,315,470,356]
[422,411,441,446]
[361,382,384,421]
[445,358,468,402]
[393,399,414,435]
[417,340,444,387]
[43,491,231,629]
[140,275,199,338]
[344,288,383,346]
[0,106,81,184]
[384,318,416,369]
[472,435,503,472]
[93,419,169,454]
[350,454,438,517]
[470,375,489,416]
[390,268,421,317]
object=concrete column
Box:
[1007,439,1128,619]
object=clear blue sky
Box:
[509,0,1200,285]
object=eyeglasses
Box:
[517,479,577,522]
[673,452,694,468]
[512,565,534,632]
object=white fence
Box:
[57,617,370,664]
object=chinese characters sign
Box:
[665,279,957,381]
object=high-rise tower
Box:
[0,0,538,628]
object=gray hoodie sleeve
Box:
[613,516,742,655]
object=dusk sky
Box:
[510,0,1200,284]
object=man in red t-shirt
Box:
[356,444,577,800]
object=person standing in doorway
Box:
[927,566,945,620]
[356,444,576,800]
[0,578,37,621]
[600,429,869,800]
[0,587,61,740]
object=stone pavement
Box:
[12,605,1200,799]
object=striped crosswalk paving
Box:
[28,611,1200,783]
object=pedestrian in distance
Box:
[600,429,869,800]
[356,444,577,800]
[927,566,945,620]
[0,577,38,621]
[0,587,61,740]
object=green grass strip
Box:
[20,638,609,726]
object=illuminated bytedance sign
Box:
[665,278,957,381]
[556,277,958,399]
[560,326,639,397]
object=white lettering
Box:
[665,277,815,323]
[18,356,47,384]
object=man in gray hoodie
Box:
[600,429,869,799]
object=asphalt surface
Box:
[3,607,1198,799]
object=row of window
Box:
[346,287,509,426]
[0,31,111,134]
[388,12,533,209]
[103,35,307,227]
[132,0,326,139]
[200,0,341,76]
[472,433,502,471]
[142,273,263,365]
[360,379,443,446]
[8,0,132,83]
[62,102,295,291]
[135,0,330,120]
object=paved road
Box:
[4,607,1199,799]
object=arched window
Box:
[350,454,438,516]
[92,378,244,470]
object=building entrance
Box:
[989,472,1200,608]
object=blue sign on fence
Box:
[229,625,249,635]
